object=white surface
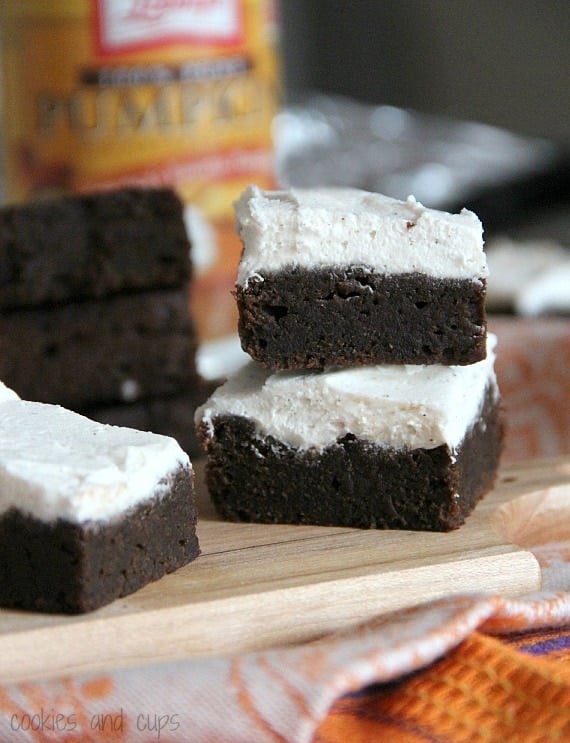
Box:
[516,261,570,315]
[486,237,570,314]
[196,335,249,380]
[196,336,499,452]
[235,185,487,286]
[0,400,190,523]
[0,381,19,403]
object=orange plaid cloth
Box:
[315,628,570,743]
[1,594,569,742]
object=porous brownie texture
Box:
[0,187,192,309]
[0,465,200,614]
[199,385,503,532]
[0,288,198,408]
[236,267,487,368]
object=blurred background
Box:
[265,1,570,463]
[0,0,568,461]
[279,0,570,143]
[275,0,570,286]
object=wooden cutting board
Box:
[0,455,568,685]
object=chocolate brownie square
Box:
[0,396,200,614]
[0,187,192,308]
[0,288,198,408]
[234,186,488,368]
[196,337,504,531]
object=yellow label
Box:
[1,0,280,207]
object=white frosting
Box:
[0,380,20,403]
[235,185,487,286]
[196,336,499,453]
[0,400,190,524]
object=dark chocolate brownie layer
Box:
[0,465,200,614]
[236,267,487,368]
[0,288,198,408]
[200,385,503,532]
[0,187,191,309]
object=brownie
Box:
[0,187,191,309]
[198,384,503,532]
[0,288,198,408]
[236,267,487,369]
[0,465,199,614]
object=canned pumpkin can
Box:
[0,0,282,340]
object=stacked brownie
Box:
[0,187,207,455]
[196,185,504,532]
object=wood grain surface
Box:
[1,456,568,685]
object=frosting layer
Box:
[197,337,499,452]
[235,185,487,286]
[0,381,19,403]
[0,400,190,523]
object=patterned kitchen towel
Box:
[0,593,569,742]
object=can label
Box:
[0,0,280,340]
[95,0,244,52]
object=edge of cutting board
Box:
[0,455,568,685]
